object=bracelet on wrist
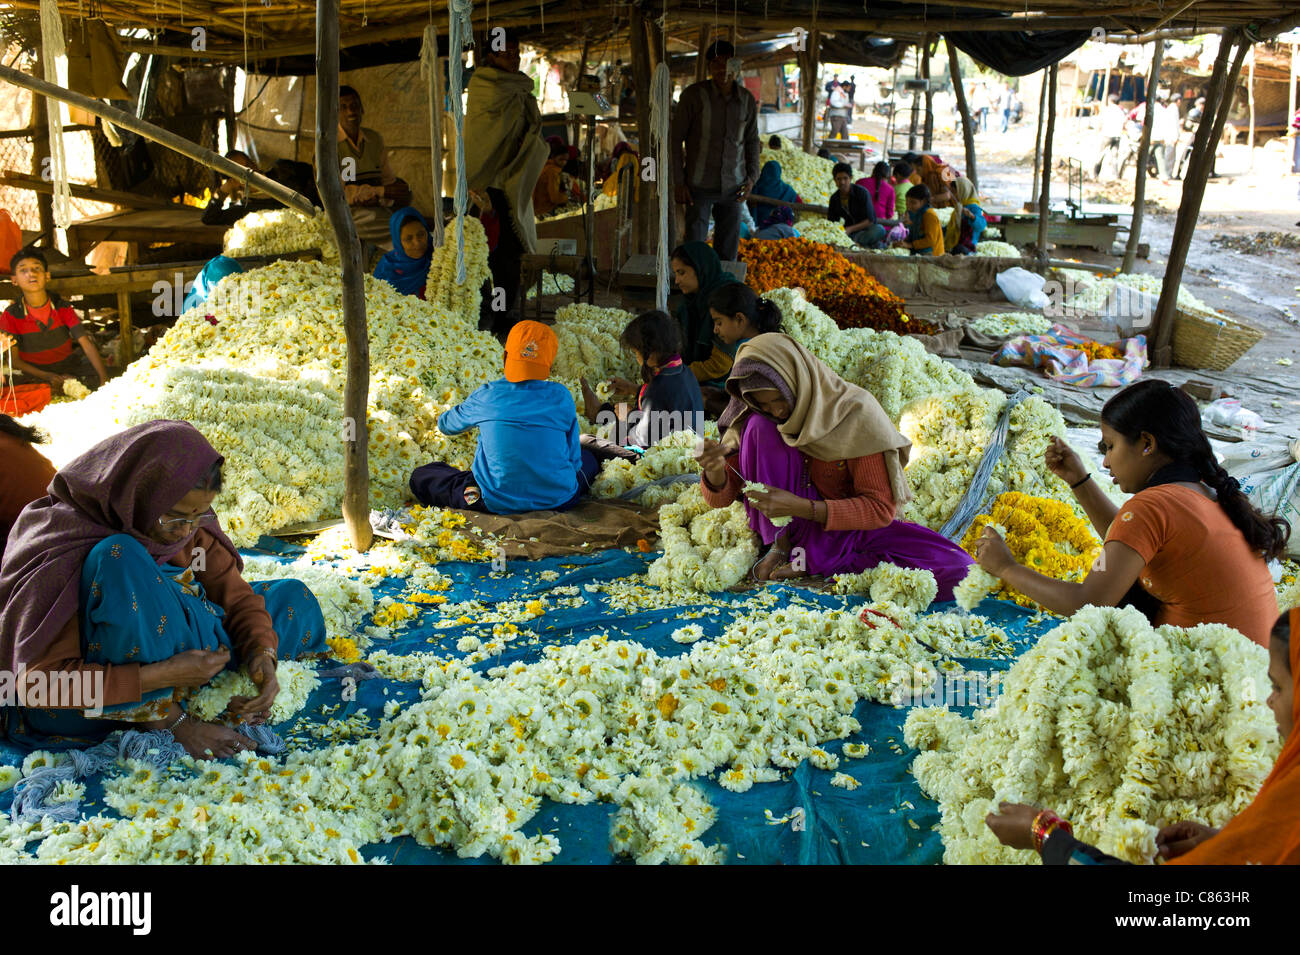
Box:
[251,646,278,666]
[1069,473,1092,490]
[166,708,190,733]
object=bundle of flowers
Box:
[61,379,91,400]
[524,271,576,298]
[590,425,718,502]
[904,605,1279,864]
[969,312,1053,337]
[550,302,639,386]
[646,485,758,592]
[792,216,857,249]
[830,562,939,612]
[739,237,909,333]
[973,241,1022,258]
[898,390,1069,530]
[956,492,1101,609]
[241,556,376,649]
[223,209,339,262]
[1277,560,1300,613]
[188,660,321,724]
[759,139,836,203]
[1064,271,1207,314]
[27,249,495,545]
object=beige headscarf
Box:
[465,65,549,253]
[719,333,913,509]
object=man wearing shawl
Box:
[373,207,432,299]
[988,609,1300,864]
[694,334,973,594]
[748,160,799,233]
[672,40,761,263]
[0,421,326,757]
[465,30,549,340]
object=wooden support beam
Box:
[1036,63,1058,261]
[922,38,935,151]
[1150,32,1250,367]
[947,40,978,191]
[629,2,656,255]
[1031,75,1048,206]
[1122,40,1165,273]
[0,62,317,217]
[798,30,820,154]
[316,0,372,553]
[0,170,177,210]
[29,49,55,247]
[694,26,709,84]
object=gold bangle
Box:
[251,646,278,665]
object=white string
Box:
[449,0,473,284]
[39,0,72,230]
[421,25,446,250]
[651,60,671,311]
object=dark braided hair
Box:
[619,310,683,384]
[0,414,43,445]
[1101,379,1291,560]
[707,283,783,334]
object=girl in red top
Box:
[695,333,972,595]
[973,378,1288,646]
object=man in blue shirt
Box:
[410,320,600,513]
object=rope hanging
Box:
[39,0,72,230]
[449,0,473,284]
[650,61,671,312]
[421,25,446,250]
[939,389,1034,543]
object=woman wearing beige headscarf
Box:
[945,177,986,254]
[695,333,972,591]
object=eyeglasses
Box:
[157,513,216,531]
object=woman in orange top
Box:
[973,378,1288,647]
[0,413,56,563]
[987,608,1299,864]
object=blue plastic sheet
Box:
[0,543,1056,865]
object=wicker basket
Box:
[1171,306,1263,371]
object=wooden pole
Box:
[629,2,655,254]
[922,38,935,151]
[1246,46,1256,167]
[799,30,820,154]
[315,0,372,552]
[1031,74,1048,208]
[29,50,55,246]
[1036,63,1058,261]
[695,27,710,84]
[0,62,316,216]
[1150,33,1249,367]
[1289,43,1299,165]
[428,38,446,249]
[1122,40,1165,273]
[946,40,977,190]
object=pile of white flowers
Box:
[793,216,857,249]
[898,389,1068,529]
[831,562,938,612]
[646,485,758,592]
[905,605,1279,864]
[973,241,1022,258]
[968,312,1052,337]
[1063,271,1207,314]
[590,426,718,502]
[550,302,639,386]
[62,379,91,400]
[524,271,576,299]
[28,241,494,544]
[760,139,836,203]
[188,660,321,723]
[223,209,339,263]
[241,556,375,646]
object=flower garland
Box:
[188,660,321,724]
[792,216,857,249]
[62,378,91,399]
[589,425,719,502]
[973,241,1022,258]
[905,605,1279,864]
[241,556,375,649]
[831,562,939,612]
[955,492,1101,609]
[646,486,758,592]
[759,139,836,203]
[223,209,340,263]
[969,312,1052,337]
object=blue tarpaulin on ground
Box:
[0,544,1057,864]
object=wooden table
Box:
[815,138,879,172]
[983,205,1122,254]
[63,207,228,260]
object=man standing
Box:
[1094,94,1127,179]
[672,40,760,263]
[999,84,1014,134]
[465,28,550,341]
[1151,93,1180,181]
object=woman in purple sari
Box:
[696,333,972,598]
[0,420,325,757]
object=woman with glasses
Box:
[0,420,327,758]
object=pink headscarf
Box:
[0,420,240,674]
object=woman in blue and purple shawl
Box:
[373,207,433,298]
[0,421,325,756]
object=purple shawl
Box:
[0,420,241,673]
[718,358,796,431]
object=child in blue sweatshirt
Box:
[410,321,599,513]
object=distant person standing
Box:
[1094,94,1127,178]
[1151,93,1180,181]
[999,84,1014,134]
[826,80,852,139]
[672,40,761,263]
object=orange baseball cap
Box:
[503,320,558,382]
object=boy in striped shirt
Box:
[2,248,107,390]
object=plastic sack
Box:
[1204,398,1266,436]
[1218,440,1297,477]
[995,267,1049,309]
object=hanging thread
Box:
[38,0,72,230]
[650,61,671,312]
[421,25,447,250]
[449,0,474,284]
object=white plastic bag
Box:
[995,267,1050,310]
[1204,398,1267,436]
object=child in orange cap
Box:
[410,320,600,513]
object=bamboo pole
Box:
[315,0,372,552]
[1122,40,1165,272]
[1149,33,1249,367]
[1031,74,1047,207]
[1247,46,1256,166]
[799,30,820,154]
[947,40,978,190]
[1036,63,1058,261]
[922,38,934,151]
[0,62,317,216]
[629,2,656,255]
